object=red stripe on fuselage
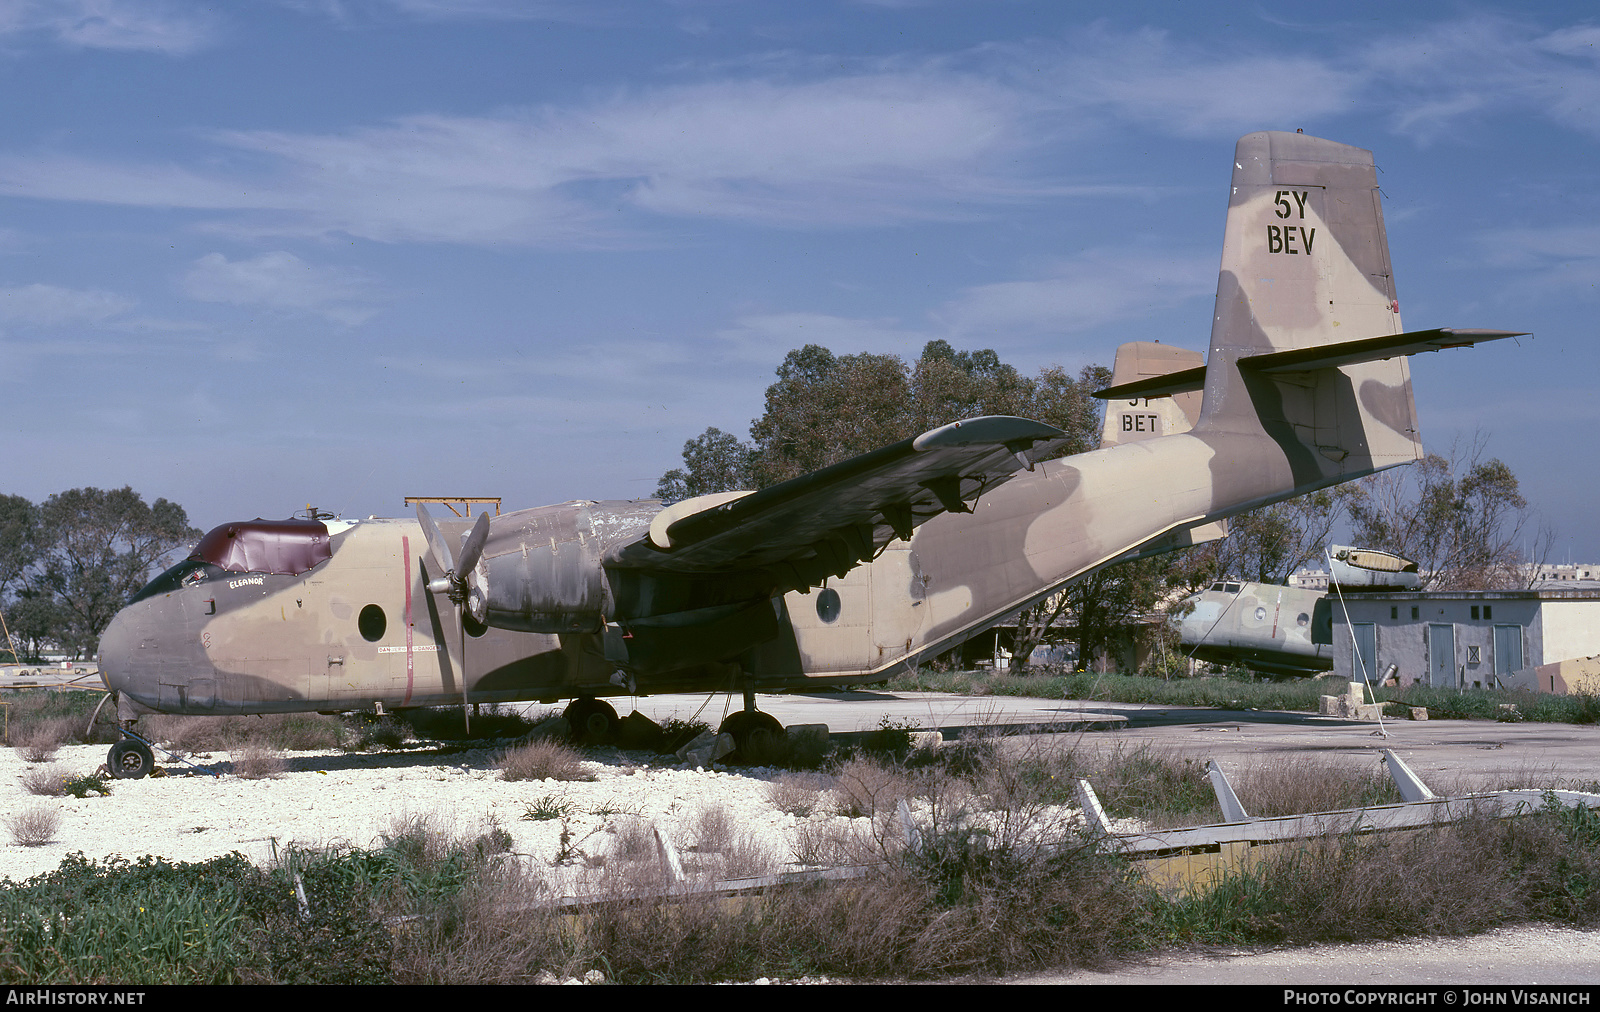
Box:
[403,535,414,705]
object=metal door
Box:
[1428,624,1456,688]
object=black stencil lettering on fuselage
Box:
[1269,190,1316,255]
[1266,224,1317,255]
[1274,190,1310,219]
[1120,413,1160,433]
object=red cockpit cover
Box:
[190,518,332,575]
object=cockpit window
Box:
[129,559,224,605]
[190,518,333,576]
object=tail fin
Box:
[1093,132,1519,505]
[1198,131,1421,485]
[1098,342,1205,449]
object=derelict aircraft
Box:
[96,131,1522,777]
[1170,548,1423,678]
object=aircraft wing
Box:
[607,415,1064,586]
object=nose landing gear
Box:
[107,735,156,780]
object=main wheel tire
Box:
[108,739,155,780]
[718,711,787,765]
[563,698,619,742]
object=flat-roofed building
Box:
[1329,589,1600,692]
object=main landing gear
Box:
[718,686,788,765]
[563,697,620,742]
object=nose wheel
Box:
[108,738,156,780]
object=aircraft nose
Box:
[98,608,136,695]
[97,604,161,706]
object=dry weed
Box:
[233,746,287,780]
[7,806,61,846]
[1232,756,1400,816]
[831,756,913,817]
[790,818,871,867]
[21,766,62,796]
[684,805,773,880]
[497,740,594,782]
[767,772,825,816]
[15,719,73,763]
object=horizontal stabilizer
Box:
[1239,328,1527,374]
[1093,365,1206,402]
[1093,329,1525,402]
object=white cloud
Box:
[181,252,382,325]
[0,0,218,54]
[716,312,931,362]
[1479,224,1600,297]
[934,249,1215,339]
[287,0,595,25]
[0,282,133,325]
[1041,26,1361,138]
[1356,17,1600,140]
[0,67,1042,244]
[0,15,1595,250]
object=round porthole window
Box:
[358,604,387,642]
[816,587,842,623]
[1254,606,1267,621]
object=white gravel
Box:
[0,739,1112,890]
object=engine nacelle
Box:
[469,501,653,633]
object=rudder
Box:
[1197,131,1421,487]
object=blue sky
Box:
[0,1,1595,561]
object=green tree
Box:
[1345,442,1538,590]
[654,427,755,504]
[1061,555,1173,673]
[659,341,1113,496]
[655,341,1120,672]
[33,487,201,657]
[748,345,913,487]
[1174,489,1347,591]
[4,590,64,662]
[0,495,42,662]
[0,494,39,600]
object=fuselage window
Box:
[816,587,842,623]
[359,604,387,642]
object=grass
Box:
[885,666,1600,725]
[0,691,119,748]
[6,724,1600,983]
[59,773,112,798]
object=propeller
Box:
[416,504,492,733]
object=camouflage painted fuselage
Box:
[101,131,1510,719]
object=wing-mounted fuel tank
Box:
[466,500,657,634]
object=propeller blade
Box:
[415,503,455,575]
[457,512,491,576]
[460,616,471,735]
